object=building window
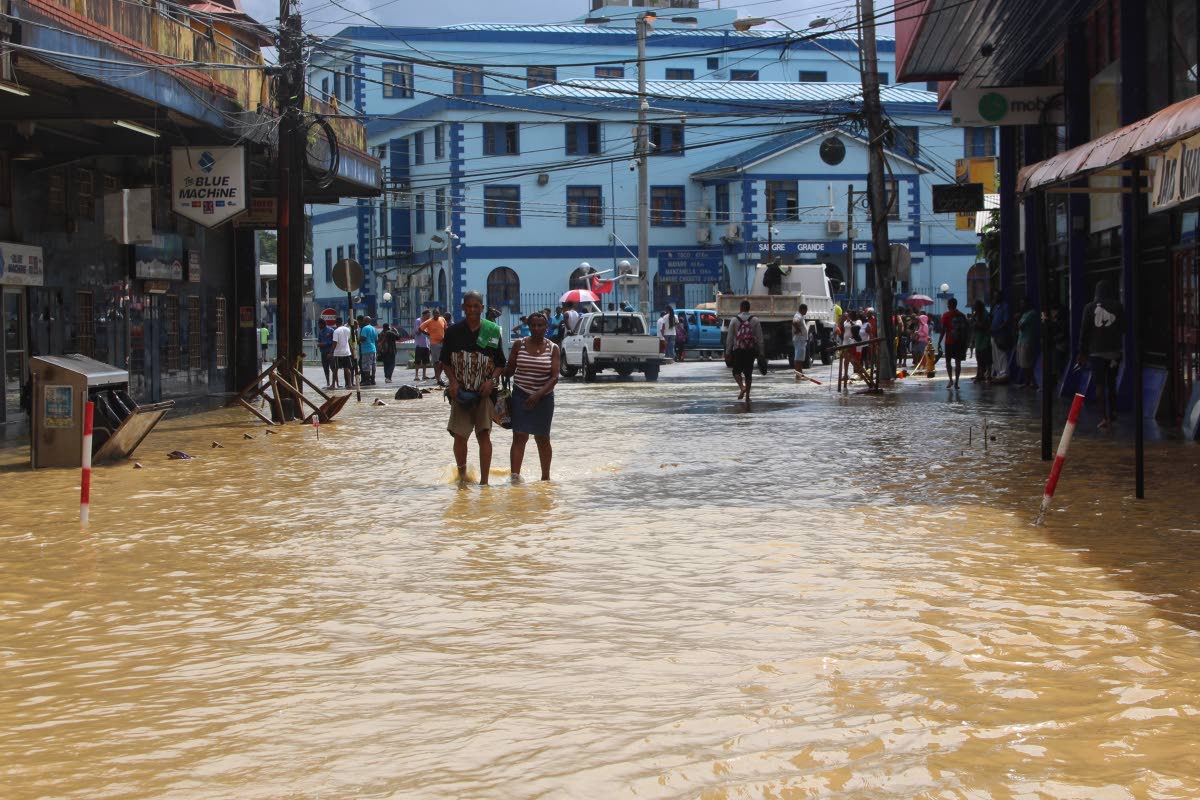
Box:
[321,77,330,100]
[331,72,340,100]
[483,122,520,155]
[566,186,604,227]
[565,122,601,155]
[344,66,355,104]
[665,68,694,80]
[886,125,920,159]
[650,124,684,156]
[348,244,357,261]
[434,124,446,159]
[731,69,759,81]
[414,130,425,165]
[188,296,201,371]
[527,65,557,88]
[214,296,227,369]
[650,186,686,227]
[964,127,996,157]
[382,62,414,98]
[75,168,95,219]
[706,57,720,70]
[453,66,484,96]
[886,179,901,220]
[766,180,799,221]
[48,169,65,216]
[487,267,521,312]
[715,183,730,222]
[336,245,344,262]
[164,294,180,372]
[877,72,889,85]
[595,66,624,78]
[799,70,827,82]
[435,188,446,230]
[325,248,333,281]
[76,291,95,357]
[484,185,521,227]
[414,193,426,234]
[926,80,939,92]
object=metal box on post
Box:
[30,354,171,469]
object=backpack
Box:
[950,312,969,344]
[734,315,758,350]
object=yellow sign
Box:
[955,157,997,192]
[1150,131,1200,214]
[956,212,977,230]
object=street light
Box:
[732,16,863,75]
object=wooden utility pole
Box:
[635,11,655,312]
[276,0,306,381]
[858,0,894,383]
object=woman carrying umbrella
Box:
[501,311,560,481]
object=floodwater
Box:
[2,361,1199,800]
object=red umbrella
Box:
[560,289,600,303]
[904,294,934,307]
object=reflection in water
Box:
[1,362,1199,799]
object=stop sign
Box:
[321,308,337,325]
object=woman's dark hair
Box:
[526,311,547,322]
[664,305,676,327]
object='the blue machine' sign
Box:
[657,248,723,283]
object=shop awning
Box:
[1017,93,1200,194]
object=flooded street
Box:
[3,361,1200,799]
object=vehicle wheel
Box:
[616,366,634,378]
[561,356,578,378]
[582,351,598,382]
[644,363,660,382]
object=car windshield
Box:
[589,315,645,334]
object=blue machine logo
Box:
[198,151,216,173]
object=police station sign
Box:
[171,146,246,227]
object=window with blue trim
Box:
[414,193,426,234]
[706,57,720,70]
[565,122,601,155]
[567,186,604,227]
[595,66,624,78]
[964,128,996,157]
[336,245,344,262]
[877,72,889,85]
[483,122,520,156]
[766,181,799,221]
[731,69,759,81]
[414,131,425,165]
[321,77,330,100]
[715,183,730,222]
[527,66,557,88]
[435,188,446,230]
[348,244,356,262]
[324,248,333,282]
[886,125,920,159]
[650,124,684,156]
[453,67,483,96]
[382,63,413,98]
[484,186,521,227]
[434,124,445,159]
[799,70,827,82]
[665,68,694,80]
[651,186,686,227]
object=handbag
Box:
[492,386,512,429]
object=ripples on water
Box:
[2,363,1199,799]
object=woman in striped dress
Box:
[500,311,560,481]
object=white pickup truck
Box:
[560,312,664,382]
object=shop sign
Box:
[135,234,184,280]
[234,196,278,228]
[171,146,246,227]
[43,385,74,429]
[239,306,256,328]
[0,241,44,286]
[952,86,1065,126]
[188,251,201,283]
[657,248,723,283]
[144,280,170,294]
[1150,131,1200,214]
[933,183,985,213]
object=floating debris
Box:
[166,451,194,460]
[211,441,224,449]
[394,385,423,400]
[373,398,388,407]
[265,429,277,435]
[133,462,143,469]
[243,433,254,440]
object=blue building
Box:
[309,3,980,327]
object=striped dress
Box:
[512,341,557,394]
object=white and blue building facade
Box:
[310,5,980,325]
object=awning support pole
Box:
[1036,188,1052,461]
[1131,159,1145,499]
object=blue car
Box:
[672,308,723,359]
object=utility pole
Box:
[635,11,655,312]
[858,0,894,384]
[276,0,306,384]
[846,186,854,298]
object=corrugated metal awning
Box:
[1017,94,1200,194]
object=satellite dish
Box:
[332,258,364,292]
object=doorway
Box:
[2,288,28,424]
[1171,248,1198,423]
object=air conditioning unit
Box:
[826,219,845,235]
[696,205,711,222]
[725,223,741,240]
[696,227,711,243]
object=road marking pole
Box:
[81,401,94,524]
[1035,393,1086,526]
[313,414,319,441]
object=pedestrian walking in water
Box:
[675,312,689,362]
[421,307,448,387]
[1015,298,1040,389]
[501,311,559,482]
[330,317,353,389]
[971,300,992,384]
[358,316,378,386]
[317,319,336,388]
[259,322,270,366]
[725,300,764,403]
[657,306,677,360]
[990,291,1012,383]
[1078,279,1124,429]
[792,302,809,371]
[413,310,431,381]
[379,323,400,383]
[441,291,506,485]
[938,297,969,388]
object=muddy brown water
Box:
[2,362,1199,799]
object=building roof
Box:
[691,126,935,178]
[443,23,891,42]
[529,80,936,105]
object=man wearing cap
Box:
[441,291,506,485]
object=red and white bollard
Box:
[81,401,94,524]
[1035,392,1086,525]
[313,414,319,441]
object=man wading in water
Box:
[441,291,506,485]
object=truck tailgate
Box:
[593,335,660,359]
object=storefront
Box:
[0,242,42,425]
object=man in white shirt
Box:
[331,317,353,389]
[792,303,809,371]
